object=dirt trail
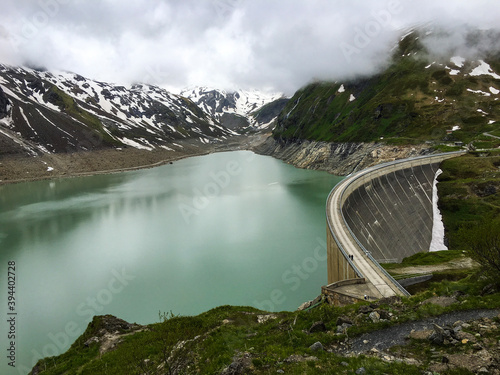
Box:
[344,309,500,354]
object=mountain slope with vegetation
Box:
[0,66,285,159]
[0,65,236,155]
[272,30,500,147]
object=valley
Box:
[0,134,267,184]
[1,25,500,375]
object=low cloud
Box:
[422,26,500,61]
[0,0,499,95]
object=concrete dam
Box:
[323,152,465,304]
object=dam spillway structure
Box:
[323,151,465,305]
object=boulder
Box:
[336,323,352,334]
[429,323,446,345]
[257,314,277,324]
[377,309,391,320]
[358,305,374,314]
[83,336,100,347]
[221,352,252,375]
[309,321,327,333]
[336,315,353,326]
[408,329,434,340]
[369,311,380,323]
[309,341,324,352]
[456,330,476,343]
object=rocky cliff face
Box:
[254,137,433,176]
[0,64,239,156]
[180,86,285,130]
[0,86,8,119]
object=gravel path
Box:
[345,309,500,354]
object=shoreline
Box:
[0,134,268,185]
[0,149,208,186]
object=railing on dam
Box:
[326,150,466,298]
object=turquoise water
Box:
[0,151,342,374]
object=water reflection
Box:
[0,151,342,374]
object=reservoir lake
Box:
[0,150,343,373]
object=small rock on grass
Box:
[358,305,373,314]
[369,311,380,323]
[309,341,324,352]
[336,315,353,325]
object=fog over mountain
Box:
[0,0,499,95]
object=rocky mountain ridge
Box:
[180,86,286,131]
[0,65,283,158]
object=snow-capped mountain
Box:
[0,64,238,156]
[180,87,287,130]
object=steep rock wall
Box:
[254,138,433,176]
[0,86,9,118]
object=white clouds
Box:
[0,0,499,94]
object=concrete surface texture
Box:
[325,152,465,299]
[342,162,440,263]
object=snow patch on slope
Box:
[470,60,500,79]
[180,86,283,127]
[467,89,491,96]
[120,137,153,150]
[450,56,465,68]
[429,169,448,252]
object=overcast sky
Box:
[0,0,499,95]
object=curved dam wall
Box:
[342,162,440,263]
[326,152,465,286]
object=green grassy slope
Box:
[438,151,500,249]
[44,86,121,146]
[31,269,500,375]
[273,32,500,146]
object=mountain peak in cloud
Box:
[0,1,499,94]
